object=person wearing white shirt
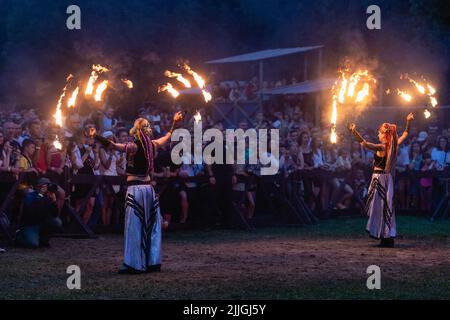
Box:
[431,137,450,171]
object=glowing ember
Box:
[164,70,192,88]
[158,83,180,98]
[194,111,202,124]
[397,89,412,102]
[424,109,431,119]
[122,79,133,89]
[67,87,79,108]
[183,63,212,102]
[94,80,109,102]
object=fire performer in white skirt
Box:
[348,112,414,248]
[90,111,184,274]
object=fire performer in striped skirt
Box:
[90,111,184,274]
[348,112,414,248]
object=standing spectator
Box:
[420,153,435,211]
[99,107,117,132]
[431,136,450,171]
[407,141,423,208]
[99,131,120,225]
[229,81,242,102]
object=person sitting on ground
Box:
[15,178,63,248]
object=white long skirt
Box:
[124,184,162,271]
[365,173,397,239]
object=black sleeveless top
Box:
[126,139,155,176]
[373,152,387,169]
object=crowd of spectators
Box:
[0,98,449,247]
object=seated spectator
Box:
[15,178,62,248]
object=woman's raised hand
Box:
[407,112,414,121]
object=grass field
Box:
[1,216,450,299]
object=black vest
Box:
[126,139,154,175]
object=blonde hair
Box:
[129,118,152,137]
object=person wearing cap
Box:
[15,177,62,248]
[416,131,430,152]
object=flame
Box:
[92,64,109,73]
[337,77,348,103]
[401,74,438,107]
[201,90,212,103]
[122,79,133,89]
[53,136,62,150]
[164,70,191,88]
[427,84,436,95]
[53,75,73,127]
[158,83,179,98]
[85,70,98,95]
[424,109,431,119]
[194,111,202,124]
[397,89,412,102]
[94,80,109,102]
[330,129,337,144]
[355,83,370,103]
[430,96,438,107]
[183,63,212,102]
[385,89,391,95]
[67,87,79,108]
[85,64,109,95]
[330,98,338,144]
[328,67,375,144]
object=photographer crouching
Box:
[15,178,63,248]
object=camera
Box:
[48,183,58,193]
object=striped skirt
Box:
[124,184,162,271]
[365,173,396,239]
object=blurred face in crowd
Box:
[238,121,248,130]
[23,141,36,157]
[37,183,48,196]
[13,123,21,138]
[438,137,448,151]
[69,115,82,132]
[411,142,421,155]
[118,131,129,144]
[105,107,114,118]
[29,121,41,137]
[299,132,309,146]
